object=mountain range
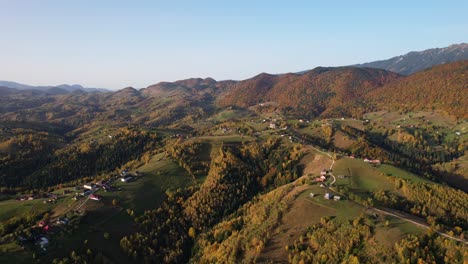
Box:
[353,43,468,75]
[1,43,466,95]
[0,80,110,94]
[0,43,467,125]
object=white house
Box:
[121,176,133,183]
[83,183,96,190]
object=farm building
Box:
[83,183,96,190]
[364,158,381,164]
[121,176,133,183]
[56,217,70,225]
[333,196,341,201]
[309,193,315,198]
[324,193,333,199]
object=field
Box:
[0,152,195,263]
[52,154,194,263]
[102,154,193,214]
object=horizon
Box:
[1,1,467,89]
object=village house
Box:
[89,194,101,201]
[56,217,70,225]
[333,196,341,201]
[121,176,133,183]
[315,177,325,182]
[364,158,381,165]
[324,193,333,199]
[83,183,96,190]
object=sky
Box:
[0,0,467,89]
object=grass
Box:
[0,243,33,264]
[333,158,392,192]
[0,198,61,222]
[378,164,430,184]
[301,186,365,221]
[102,154,193,214]
[34,153,194,263]
[208,109,247,122]
[42,206,134,264]
[0,152,195,263]
[373,214,425,247]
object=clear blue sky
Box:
[1,0,467,89]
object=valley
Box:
[0,58,467,263]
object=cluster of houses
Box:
[219,126,232,134]
[43,196,58,204]
[17,192,64,203]
[16,195,37,201]
[309,192,341,201]
[314,169,328,183]
[77,182,102,200]
[171,133,188,139]
[324,192,341,201]
[23,217,72,251]
[120,169,143,183]
[269,122,289,130]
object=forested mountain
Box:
[369,60,468,118]
[1,60,467,125]
[219,67,401,117]
[354,43,468,75]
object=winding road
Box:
[308,143,467,245]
